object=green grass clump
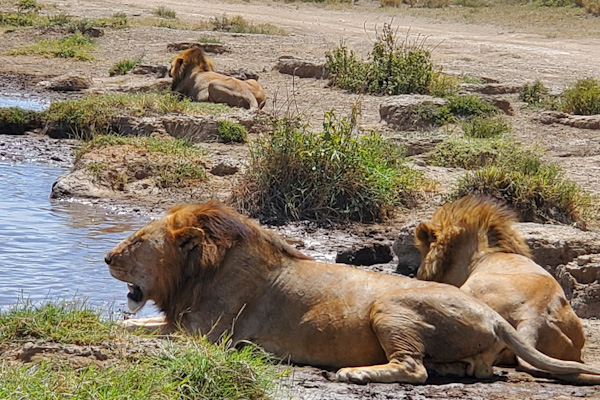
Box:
[17,0,39,11]
[108,59,139,76]
[210,14,285,35]
[0,302,278,399]
[0,301,117,345]
[0,11,129,30]
[217,120,248,143]
[560,77,600,115]
[0,11,39,27]
[44,92,229,138]
[429,136,520,169]
[462,115,511,138]
[0,107,40,135]
[153,6,177,19]
[6,32,95,61]
[445,94,497,118]
[520,79,550,106]
[197,35,222,44]
[326,23,435,95]
[236,110,430,224]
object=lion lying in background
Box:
[105,201,600,384]
[415,195,585,368]
[169,47,266,109]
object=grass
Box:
[217,120,248,143]
[0,11,129,30]
[78,134,207,189]
[153,6,176,19]
[6,32,95,61]
[461,115,511,138]
[429,133,589,224]
[0,301,279,399]
[0,107,40,135]
[325,23,435,95]
[520,79,551,107]
[109,59,140,76]
[235,109,431,224]
[559,77,600,115]
[44,92,230,138]
[209,13,286,35]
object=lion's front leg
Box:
[120,316,170,334]
[337,356,427,384]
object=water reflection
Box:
[0,160,158,317]
[0,97,49,111]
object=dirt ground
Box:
[2,0,600,398]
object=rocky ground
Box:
[2,0,600,398]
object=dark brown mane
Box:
[170,47,215,89]
[415,195,531,281]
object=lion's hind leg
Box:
[208,81,257,109]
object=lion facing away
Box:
[414,195,585,369]
[169,47,266,109]
[105,201,600,385]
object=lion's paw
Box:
[336,368,370,385]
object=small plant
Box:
[415,101,456,126]
[197,35,221,44]
[6,32,95,61]
[520,79,550,106]
[462,115,511,138]
[446,94,497,118]
[428,72,461,98]
[108,59,139,76]
[210,13,285,35]
[325,23,435,95]
[235,109,430,224]
[0,107,40,135]
[17,0,39,11]
[217,120,248,143]
[153,6,176,19]
[560,77,600,115]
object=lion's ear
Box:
[171,57,184,75]
[172,227,205,252]
[415,222,436,246]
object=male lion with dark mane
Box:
[105,201,600,384]
[169,47,266,109]
[414,195,585,371]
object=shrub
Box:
[108,59,139,76]
[217,120,248,143]
[415,102,456,126]
[0,107,40,135]
[446,94,497,118]
[462,115,511,138]
[210,14,285,35]
[520,79,550,106]
[153,6,176,19]
[235,110,430,224]
[560,78,600,115]
[428,72,461,97]
[326,23,435,95]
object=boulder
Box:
[130,64,168,78]
[39,74,92,91]
[380,95,447,131]
[336,242,393,266]
[275,56,328,79]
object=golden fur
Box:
[415,195,585,367]
[169,47,266,109]
[105,201,600,384]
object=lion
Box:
[169,47,266,109]
[105,201,600,385]
[414,195,585,371]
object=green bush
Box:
[462,115,511,138]
[520,79,550,106]
[325,23,435,95]
[446,94,497,118]
[108,59,139,76]
[217,120,248,143]
[560,78,600,115]
[235,110,429,224]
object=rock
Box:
[210,163,239,176]
[391,220,421,276]
[275,56,328,79]
[394,135,447,157]
[570,282,600,318]
[482,95,514,116]
[86,76,171,94]
[380,95,447,131]
[167,42,230,54]
[555,255,600,318]
[39,74,92,91]
[220,68,259,81]
[50,170,115,199]
[336,243,393,266]
[130,64,168,78]
[461,83,521,95]
[535,111,600,130]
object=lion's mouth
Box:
[126,283,147,313]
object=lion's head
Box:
[168,47,215,89]
[105,201,309,319]
[414,195,531,285]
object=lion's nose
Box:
[104,253,113,265]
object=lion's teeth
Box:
[127,283,135,293]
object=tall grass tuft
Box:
[560,77,600,115]
[235,109,430,224]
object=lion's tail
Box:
[497,319,600,380]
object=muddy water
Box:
[0,160,157,317]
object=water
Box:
[0,97,49,111]
[0,160,158,317]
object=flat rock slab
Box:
[535,111,600,130]
[275,56,328,79]
[380,95,447,131]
